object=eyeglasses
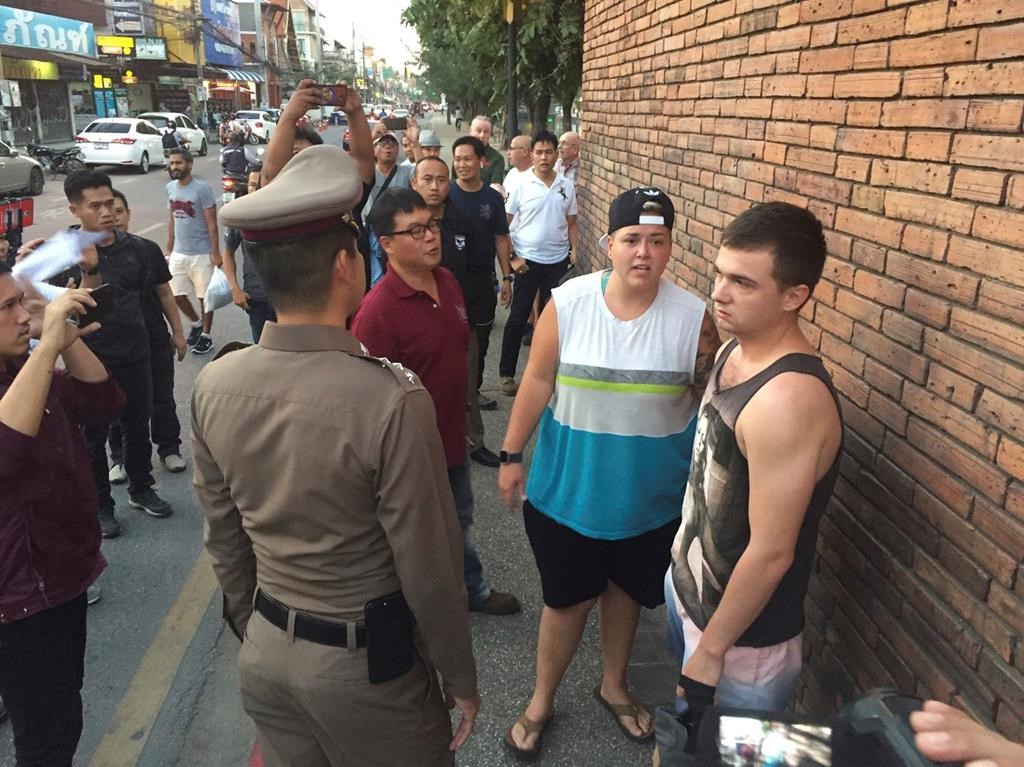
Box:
[385,218,442,240]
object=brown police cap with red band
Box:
[219,144,364,241]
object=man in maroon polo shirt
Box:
[352,188,520,616]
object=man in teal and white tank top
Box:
[498,187,721,759]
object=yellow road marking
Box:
[89,553,218,767]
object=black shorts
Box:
[522,500,679,609]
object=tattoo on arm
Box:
[693,310,722,397]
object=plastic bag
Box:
[205,267,232,312]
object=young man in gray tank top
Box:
[668,203,844,719]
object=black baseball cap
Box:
[598,187,675,249]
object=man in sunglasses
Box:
[352,188,521,617]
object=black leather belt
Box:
[254,589,367,648]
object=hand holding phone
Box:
[318,84,348,107]
[76,283,113,328]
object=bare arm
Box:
[567,214,578,261]
[157,282,187,360]
[203,205,220,265]
[344,94,375,184]
[262,79,322,186]
[495,234,512,308]
[691,310,722,401]
[165,209,175,254]
[680,374,840,689]
[498,301,560,510]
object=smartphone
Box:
[317,84,347,106]
[364,592,414,684]
[382,116,408,131]
[697,708,833,767]
[77,283,113,327]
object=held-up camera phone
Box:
[382,116,409,131]
[694,690,962,767]
[76,283,113,327]
[317,84,347,107]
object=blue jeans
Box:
[664,569,802,713]
[248,299,277,343]
[448,462,490,604]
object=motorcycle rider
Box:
[221,132,248,179]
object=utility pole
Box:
[505,0,521,146]
[312,0,323,79]
[192,0,205,112]
[253,0,268,106]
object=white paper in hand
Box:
[11,230,108,283]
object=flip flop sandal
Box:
[593,685,655,743]
[503,710,553,761]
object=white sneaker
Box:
[162,454,187,472]
[109,463,127,484]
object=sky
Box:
[320,1,421,71]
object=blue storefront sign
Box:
[0,7,97,58]
[201,0,242,68]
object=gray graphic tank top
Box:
[670,338,843,647]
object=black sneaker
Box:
[470,446,501,468]
[191,334,214,354]
[99,506,121,539]
[469,591,522,615]
[129,488,173,518]
[186,324,203,347]
[478,393,498,411]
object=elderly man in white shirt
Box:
[554,131,581,185]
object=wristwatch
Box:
[503,274,514,282]
[85,264,100,276]
[498,450,523,464]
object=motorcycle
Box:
[222,173,248,205]
[26,143,86,176]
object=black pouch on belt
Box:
[364,592,414,684]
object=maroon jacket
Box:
[0,356,124,623]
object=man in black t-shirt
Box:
[107,190,188,480]
[448,136,514,441]
[59,171,175,537]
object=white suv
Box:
[233,110,277,143]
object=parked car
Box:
[232,110,277,143]
[265,108,282,123]
[392,108,410,119]
[76,118,167,173]
[0,139,44,195]
[136,112,208,156]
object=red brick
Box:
[864,357,904,399]
[836,155,872,182]
[764,120,810,145]
[951,169,1006,205]
[977,650,1024,715]
[887,440,974,517]
[881,99,970,129]
[809,125,837,150]
[868,390,909,434]
[834,71,901,98]
[853,41,888,69]
[945,61,1024,97]
[1010,483,1024,520]
[951,134,1024,173]
[810,21,839,47]
[837,8,907,44]
[830,364,871,407]
[904,0,948,34]
[948,235,1024,289]
[966,100,1024,133]
[906,131,952,162]
[973,206,1024,250]
[978,281,1024,326]
[836,127,905,157]
[890,29,977,67]
[821,329,866,373]
[871,159,952,195]
[800,46,855,73]
[882,308,926,351]
[924,329,1024,401]
[901,68,946,98]
[977,21,1024,59]
[901,224,949,261]
[836,288,883,328]
[739,9,779,35]
[948,0,1024,27]
[997,436,1024,478]
[974,497,1024,573]
[796,171,850,203]
[846,101,882,127]
[909,419,1010,504]
[885,251,980,304]
[950,307,1024,368]
[902,383,1000,457]
[766,26,811,52]
[904,288,951,330]
[799,0,853,22]
[852,325,928,383]
[762,74,807,97]
[835,206,903,247]
[884,190,976,234]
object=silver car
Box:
[0,140,44,195]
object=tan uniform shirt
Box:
[191,323,478,698]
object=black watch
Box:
[502,274,514,282]
[85,265,101,276]
[498,450,523,464]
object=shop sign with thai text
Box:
[0,7,97,58]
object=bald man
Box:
[502,135,533,202]
[555,131,581,185]
[455,116,506,186]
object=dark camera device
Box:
[317,84,347,106]
[75,283,113,327]
[693,690,962,767]
[382,116,408,131]
[364,592,414,684]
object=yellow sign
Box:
[98,35,135,56]
[4,59,59,81]
[122,70,138,84]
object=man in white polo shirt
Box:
[498,130,577,396]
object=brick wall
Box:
[579,0,1024,737]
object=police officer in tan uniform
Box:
[191,144,479,767]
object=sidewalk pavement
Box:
[174,119,677,766]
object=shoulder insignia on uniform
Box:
[355,353,423,390]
